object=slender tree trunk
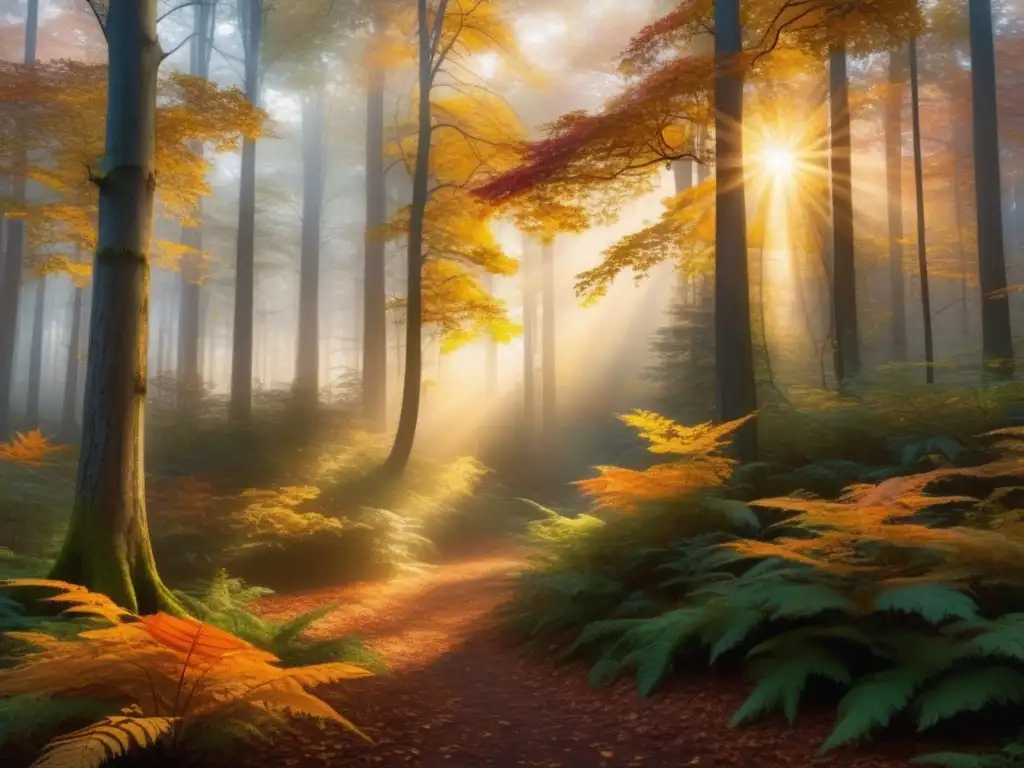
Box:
[521,232,537,442]
[540,238,555,444]
[26,276,47,426]
[229,0,262,423]
[968,0,1014,375]
[885,48,908,362]
[830,45,860,385]
[909,39,934,383]
[362,23,388,432]
[483,272,497,397]
[0,0,39,437]
[294,79,325,416]
[49,0,181,615]
[61,284,84,439]
[713,0,757,460]
[380,0,445,476]
[177,0,215,413]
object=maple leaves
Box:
[0,61,266,277]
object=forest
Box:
[5,0,1024,765]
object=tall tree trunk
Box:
[521,233,537,442]
[177,0,216,413]
[229,0,262,423]
[829,45,860,385]
[380,0,445,476]
[26,276,47,426]
[483,272,497,397]
[713,0,757,460]
[909,38,934,383]
[362,20,388,432]
[61,283,84,439]
[885,48,908,362]
[968,0,1014,375]
[49,0,181,615]
[0,0,39,437]
[294,80,325,416]
[541,238,556,445]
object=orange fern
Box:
[0,430,69,464]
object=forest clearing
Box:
[5,0,1024,766]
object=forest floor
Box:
[233,543,980,768]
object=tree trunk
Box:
[177,0,215,413]
[909,39,934,383]
[829,45,860,385]
[521,232,537,443]
[294,80,325,416]
[61,284,84,439]
[968,0,1014,375]
[541,238,555,444]
[49,0,181,615]
[0,0,39,437]
[362,25,388,432]
[484,271,497,397]
[885,48,908,362]
[713,0,757,460]
[229,0,262,423]
[380,0,441,476]
[26,276,47,426]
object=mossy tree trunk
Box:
[884,48,908,363]
[49,0,181,616]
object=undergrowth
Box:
[0,578,373,767]
[501,409,1024,760]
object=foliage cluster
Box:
[501,410,1024,762]
[0,579,371,767]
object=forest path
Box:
[247,547,945,768]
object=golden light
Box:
[761,145,796,177]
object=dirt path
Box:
[248,550,968,768]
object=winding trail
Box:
[247,548,966,768]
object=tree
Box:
[177,0,217,413]
[40,1,263,613]
[968,0,1014,375]
[908,37,934,383]
[829,45,860,385]
[379,0,524,476]
[885,47,908,362]
[0,0,38,438]
[294,73,326,416]
[48,0,179,613]
[25,272,46,426]
[229,0,264,423]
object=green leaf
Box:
[916,667,1024,731]
[707,607,763,664]
[874,583,978,624]
[765,583,857,620]
[730,647,850,727]
[818,667,921,753]
[910,752,1008,768]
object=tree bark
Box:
[908,39,934,383]
[294,78,325,416]
[362,23,388,432]
[0,0,39,437]
[885,48,908,362]
[829,45,860,385]
[26,276,47,426]
[229,0,262,423]
[521,232,537,443]
[61,284,84,439]
[713,0,757,461]
[483,272,497,397]
[177,0,216,413]
[968,0,1014,375]
[49,0,181,615]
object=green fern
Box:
[818,666,925,753]
[731,646,851,726]
[915,667,1024,730]
[874,583,979,624]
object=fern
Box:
[915,667,1024,730]
[0,579,374,766]
[731,646,851,726]
[874,583,979,624]
[819,666,926,752]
